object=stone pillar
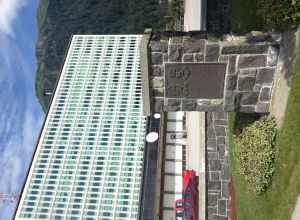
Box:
[140,31,280,114]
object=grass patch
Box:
[230,0,264,33]
[229,30,300,220]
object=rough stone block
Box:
[224,91,239,111]
[151,77,164,88]
[218,144,226,159]
[267,45,279,66]
[215,112,227,120]
[197,99,210,106]
[165,99,181,111]
[253,84,262,92]
[209,159,222,171]
[257,68,275,84]
[207,138,217,151]
[170,36,183,44]
[215,120,228,126]
[210,172,220,181]
[197,104,223,112]
[219,55,228,63]
[217,136,226,145]
[238,55,266,68]
[151,66,163,76]
[163,53,168,62]
[215,126,226,136]
[218,200,227,216]
[149,40,168,52]
[239,68,258,76]
[183,53,194,62]
[205,44,220,62]
[240,92,259,105]
[208,152,219,160]
[152,88,164,97]
[221,165,230,181]
[208,207,218,218]
[208,194,218,206]
[151,52,163,65]
[225,75,237,90]
[256,102,270,113]
[183,39,205,53]
[194,53,204,62]
[221,44,269,54]
[216,216,228,220]
[260,87,271,101]
[237,76,256,91]
[153,98,164,112]
[228,55,237,74]
[168,45,183,62]
[182,99,197,111]
[238,105,255,113]
[207,126,216,138]
[208,181,221,190]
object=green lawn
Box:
[229,30,300,220]
[230,0,264,33]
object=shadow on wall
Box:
[280,30,298,86]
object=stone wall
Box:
[141,32,280,114]
[206,112,231,220]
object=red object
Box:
[174,170,198,220]
[229,176,237,220]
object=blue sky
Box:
[0,0,44,219]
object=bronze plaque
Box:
[165,63,226,99]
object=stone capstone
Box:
[237,76,256,91]
[182,99,197,111]
[238,55,266,68]
[168,45,183,62]
[195,53,204,62]
[183,53,194,62]
[153,98,164,112]
[225,75,237,90]
[151,52,163,65]
[267,45,279,66]
[151,66,163,76]
[205,44,220,62]
[151,77,164,88]
[221,44,269,54]
[240,92,259,105]
[256,102,270,112]
[208,194,218,206]
[165,98,181,111]
[183,39,205,53]
[149,40,168,52]
[208,181,221,190]
[260,87,271,101]
[238,105,255,113]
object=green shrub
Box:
[257,0,300,30]
[234,117,277,194]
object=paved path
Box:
[162,112,186,220]
[271,29,299,127]
[186,112,206,220]
[292,195,300,220]
[184,0,206,31]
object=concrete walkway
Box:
[292,195,300,220]
[184,0,206,31]
[186,112,206,220]
[271,29,299,127]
